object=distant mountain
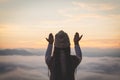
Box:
[0,48,120,57]
[81,48,120,57]
[0,49,44,56]
[24,48,45,55]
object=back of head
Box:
[52,31,73,80]
[54,30,70,48]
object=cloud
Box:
[81,39,120,48]
[0,56,120,80]
[72,2,117,11]
[0,46,120,57]
[0,56,48,80]
[0,0,10,3]
[57,1,120,22]
[0,49,45,56]
[57,9,120,27]
[0,63,48,80]
[77,57,120,80]
[0,63,16,74]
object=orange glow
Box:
[0,0,120,49]
[79,40,120,48]
[0,25,120,49]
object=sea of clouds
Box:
[0,48,120,80]
[0,56,120,80]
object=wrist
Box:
[49,42,53,45]
[74,42,79,45]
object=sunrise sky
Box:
[0,0,120,49]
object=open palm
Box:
[74,32,83,45]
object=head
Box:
[54,30,70,48]
[53,30,71,56]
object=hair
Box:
[51,47,73,80]
[47,47,78,80]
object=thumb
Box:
[46,38,49,42]
[79,35,83,41]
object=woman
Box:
[45,30,82,80]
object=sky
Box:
[0,0,120,49]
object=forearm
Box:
[45,44,53,62]
[75,44,82,59]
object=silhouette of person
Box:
[45,30,82,80]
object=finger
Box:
[75,32,79,36]
[46,38,49,42]
[74,32,79,38]
[76,32,79,35]
[79,35,83,40]
[49,33,53,36]
[49,33,53,38]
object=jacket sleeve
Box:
[71,45,82,69]
[45,44,53,64]
[75,44,82,62]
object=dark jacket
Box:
[46,55,81,80]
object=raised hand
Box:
[74,32,83,45]
[46,33,54,44]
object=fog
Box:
[0,55,120,80]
